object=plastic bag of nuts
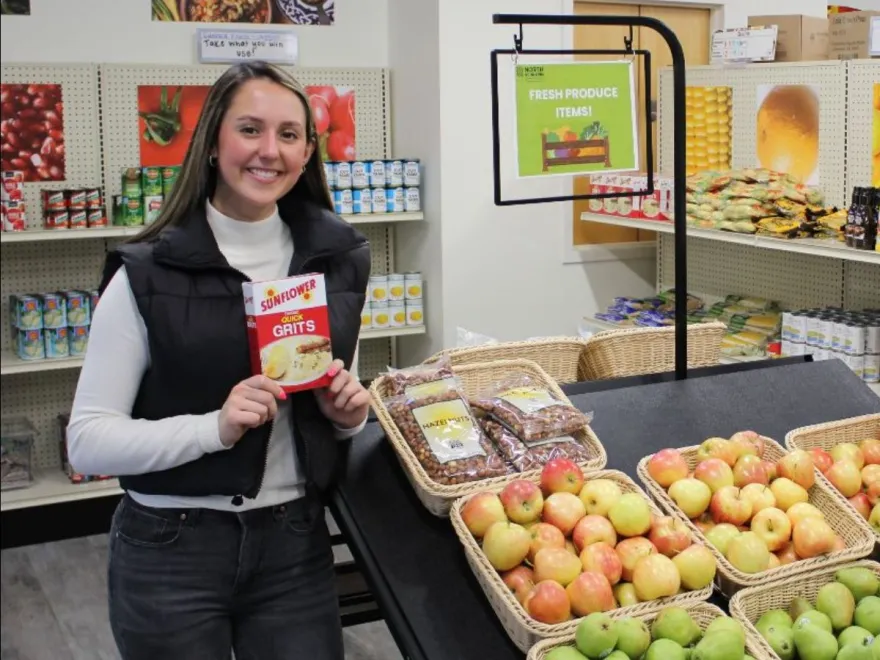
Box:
[384,355,457,398]
[385,383,514,486]
[481,418,594,469]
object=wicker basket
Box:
[730,560,880,660]
[579,321,727,381]
[449,470,714,652]
[637,437,876,598]
[527,602,768,660]
[422,337,590,384]
[785,414,880,548]
[369,358,607,517]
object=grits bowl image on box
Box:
[243,274,333,394]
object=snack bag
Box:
[383,355,457,398]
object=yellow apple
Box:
[770,477,809,511]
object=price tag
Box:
[196,29,298,65]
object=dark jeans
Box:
[107,492,343,660]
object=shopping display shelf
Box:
[580,212,880,265]
[0,469,122,512]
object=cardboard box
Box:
[242,274,334,394]
[749,15,829,62]
[829,10,879,59]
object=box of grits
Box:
[243,274,334,393]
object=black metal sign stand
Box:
[491,13,689,380]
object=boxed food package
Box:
[243,274,334,394]
[1,416,36,490]
[748,15,829,62]
[829,10,879,59]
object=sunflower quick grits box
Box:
[242,274,333,394]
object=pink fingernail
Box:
[328,367,339,378]
[278,390,287,400]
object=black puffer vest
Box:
[99,196,370,504]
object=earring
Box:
[208,154,217,167]
[302,164,307,174]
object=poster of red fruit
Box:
[0,83,66,182]
[138,84,211,167]
[305,86,356,162]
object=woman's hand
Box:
[218,375,287,448]
[314,359,370,430]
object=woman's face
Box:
[211,78,314,221]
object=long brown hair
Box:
[130,61,334,243]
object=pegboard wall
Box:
[845,59,880,193]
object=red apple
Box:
[572,515,617,552]
[697,437,738,467]
[726,531,771,574]
[668,478,712,519]
[729,430,766,458]
[826,459,863,498]
[777,449,816,490]
[578,479,623,516]
[543,492,587,536]
[733,455,770,488]
[808,448,834,474]
[831,443,866,470]
[862,464,880,488]
[499,480,544,525]
[694,458,735,493]
[849,492,872,520]
[540,458,585,495]
[860,439,880,465]
[740,483,776,515]
[868,482,880,506]
[750,507,792,552]
[533,547,582,586]
[616,537,657,582]
[710,486,753,526]
[647,449,689,488]
[761,460,778,482]
[501,565,535,604]
[776,542,799,565]
[632,554,681,601]
[672,544,717,590]
[565,540,579,556]
[692,513,716,535]
[566,571,615,616]
[524,580,571,623]
[482,522,531,571]
[579,541,623,585]
[792,517,837,559]
[786,502,825,528]
[528,522,566,563]
[649,516,692,557]
[461,492,508,537]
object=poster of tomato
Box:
[137,85,211,167]
[305,86,355,162]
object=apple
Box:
[705,523,741,555]
[613,582,639,607]
[524,580,571,624]
[632,554,681,601]
[578,479,623,516]
[694,458,735,493]
[733,455,770,488]
[767,553,781,569]
[786,502,825,528]
[673,544,717,590]
[832,535,846,552]
[870,503,880,533]
[482,521,532,571]
[668,478,712,519]
[499,480,544,525]
[770,478,809,511]
[729,437,760,463]
[826,459,863,498]
[710,486,753,526]
[792,517,837,559]
[572,515,617,552]
[501,565,535,604]
[860,439,880,465]
[726,531,771,574]
[565,540,579,556]
[608,493,652,537]
[868,482,880,506]
[775,542,799,565]
[543,492,587,536]
[461,492,508,537]
[697,437,738,467]
[616,537,658,582]
[534,547,583,586]
[729,430,765,458]
[693,513,716,535]
[777,449,816,490]
[740,483,776,515]
[528,522,566,563]
[541,458,585,495]
[862,464,880,488]
[579,541,623,585]
[808,448,834,474]
[831,443,865,470]
[649,516,692,557]
[849,492,872,520]
[566,571,615,616]
[762,460,778,482]
[750,507,792,552]
[647,449,689,487]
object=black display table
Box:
[330,358,880,660]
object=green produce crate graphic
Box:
[541,134,611,172]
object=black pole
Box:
[493,13,689,380]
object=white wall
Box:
[0,0,389,67]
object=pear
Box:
[645,639,686,660]
[606,652,630,660]
[691,631,744,660]
[838,568,880,603]
[704,617,745,646]
[652,607,702,647]
[793,619,838,660]
[817,582,855,631]
[546,648,588,660]
[615,618,651,660]
[762,624,795,660]
[857,597,880,636]
[838,640,875,660]
[756,609,793,636]
[796,610,833,634]
[790,597,815,621]
[839,626,874,648]
[576,612,618,660]
[873,636,880,660]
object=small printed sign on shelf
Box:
[711,26,778,63]
[196,29,298,65]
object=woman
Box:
[67,61,371,660]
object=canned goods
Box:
[351,161,369,189]
[87,207,107,228]
[404,272,423,300]
[42,189,66,211]
[13,295,42,330]
[64,291,90,327]
[4,200,26,231]
[386,187,405,213]
[404,187,421,212]
[864,355,880,383]
[372,302,390,329]
[44,327,69,359]
[831,319,846,352]
[162,167,180,197]
[122,168,142,198]
[323,162,337,190]
[781,340,805,357]
[368,160,386,187]
[335,162,353,190]
[142,167,163,196]
[845,322,866,356]
[866,319,880,355]
[843,353,866,379]
[360,303,373,330]
[69,209,88,229]
[389,301,406,328]
[806,315,824,348]
[334,189,353,215]
[16,329,45,360]
[404,160,421,187]
[387,160,404,187]
[121,197,144,226]
[67,189,87,210]
[352,189,371,214]
[40,293,66,328]
[68,326,90,357]
[406,301,424,326]
[90,290,100,314]
[85,188,103,209]
[369,275,388,303]
[387,273,405,301]
[45,210,69,230]
[144,195,163,225]
[371,188,387,214]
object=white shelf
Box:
[344,211,424,224]
[360,325,426,340]
[1,469,121,512]
[580,213,880,265]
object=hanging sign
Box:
[196,29,298,65]
[513,60,639,178]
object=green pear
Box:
[795,610,833,634]
[872,636,880,660]
[645,639,686,660]
[838,568,880,603]
[756,609,793,636]
[576,612,618,660]
[704,617,745,646]
[817,582,856,631]
[691,631,744,660]
[839,626,874,648]
[838,640,875,660]
[762,625,795,660]
[790,597,815,621]
[545,647,588,660]
[793,620,838,660]
[606,652,629,660]
[652,607,702,647]
[615,617,651,660]
[856,597,880,636]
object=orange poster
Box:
[138,85,211,168]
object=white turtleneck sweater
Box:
[67,201,365,511]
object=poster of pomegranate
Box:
[0,83,65,182]
[306,86,355,162]
[138,85,211,168]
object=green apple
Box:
[546,647,587,660]
[575,612,618,659]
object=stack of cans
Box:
[324,159,421,216]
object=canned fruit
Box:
[63,290,90,327]
[44,327,69,359]
[404,273,423,300]
[388,274,405,301]
[404,160,421,187]
[16,329,44,360]
[12,295,42,330]
[372,303,390,328]
[323,162,336,189]
[387,187,405,213]
[390,301,406,327]
[360,304,373,330]
[388,160,404,187]
[406,302,424,326]
[68,326,89,357]
[0,83,66,182]
[369,276,388,303]
[335,162,352,190]
[39,293,67,328]
[142,167,162,196]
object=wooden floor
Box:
[0,534,403,660]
